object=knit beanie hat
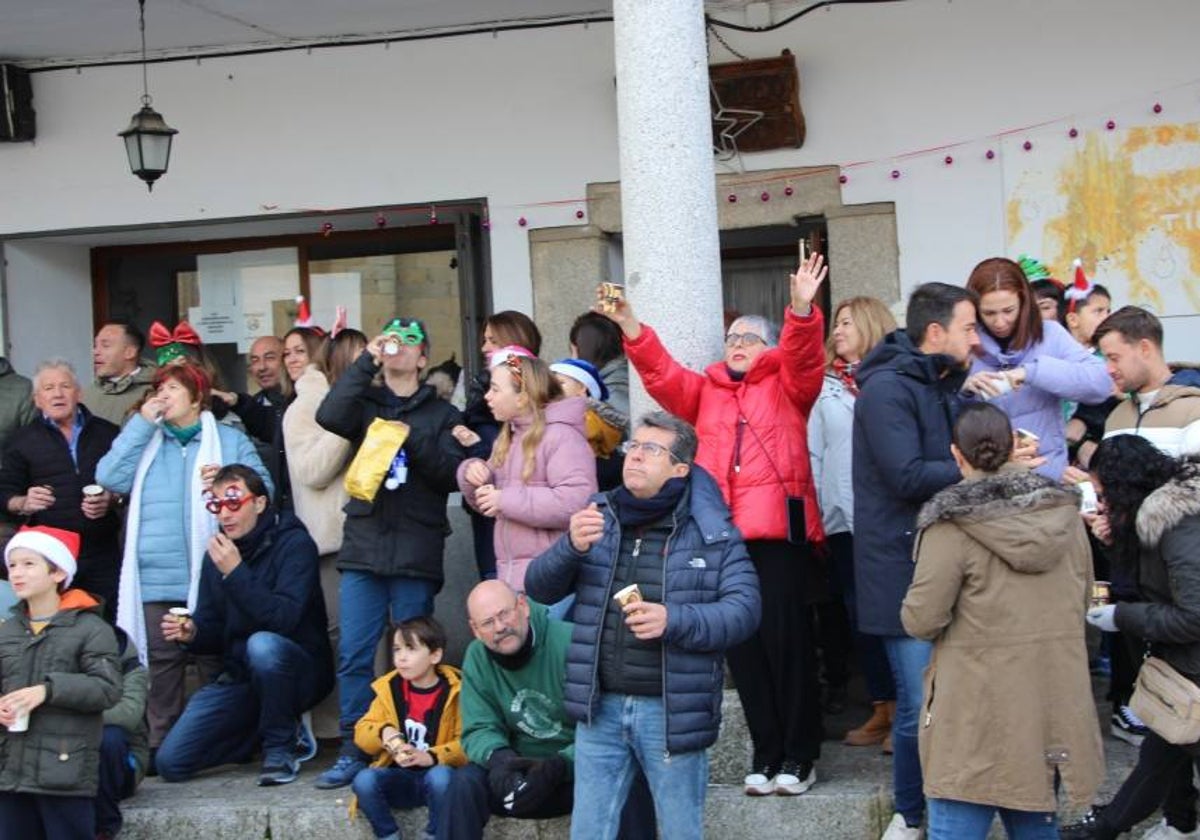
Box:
[5,525,81,587]
[550,358,609,402]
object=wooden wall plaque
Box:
[709,50,805,152]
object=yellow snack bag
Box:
[344,418,410,502]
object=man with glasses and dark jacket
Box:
[153,464,334,787]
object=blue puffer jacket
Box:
[524,466,760,754]
[96,413,274,602]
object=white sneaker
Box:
[1141,818,1200,839]
[743,767,776,796]
[881,813,924,840]
[774,761,815,795]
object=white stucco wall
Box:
[4,241,93,375]
[2,0,1199,365]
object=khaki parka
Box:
[901,464,1104,813]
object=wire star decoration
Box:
[711,81,764,171]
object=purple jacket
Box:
[457,396,597,591]
[969,319,1111,479]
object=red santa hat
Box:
[1064,258,1095,313]
[294,295,314,328]
[5,525,80,587]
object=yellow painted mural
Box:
[1006,122,1200,315]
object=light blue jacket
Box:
[808,373,856,535]
[96,414,273,602]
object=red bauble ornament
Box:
[1068,127,1078,139]
[1022,140,1033,151]
[986,149,996,160]
[575,209,585,220]
[429,208,439,225]
[727,194,737,203]
[518,216,527,227]
[482,220,491,231]
[784,185,794,197]
[1106,120,1116,130]
[321,222,334,237]
[374,214,386,229]
[890,169,901,179]
[760,191,770,202]
[944,155,953,166]
[1154,102,1163,114]
[838,174,848,184]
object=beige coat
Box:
[901,464,1103,813]
[283,365,351,555]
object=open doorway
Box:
[720,217,830,331]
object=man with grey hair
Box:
[525,411,761,840]
[0,359,122,618]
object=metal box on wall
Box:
[1,64,36,142]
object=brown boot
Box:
[843,700,893,747]
[881,733,893,754]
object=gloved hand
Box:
[507,755,570,817]
[1086,604,1118,633]
[486,749,527,807]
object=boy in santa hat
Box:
[0,524,121,839]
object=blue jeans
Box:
[883,635,933,827]
[572,693,707,840]
[338,571,436,745]
[927,798,1057,840]
[156,631,329,780]
[352,763,454,838]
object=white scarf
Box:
[116,411,222,664]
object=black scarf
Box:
[610,477,687,529]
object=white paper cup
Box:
[168,607,191,624]
[82,484,104,498]
[8,709,29,732]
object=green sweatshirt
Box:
[460,602,575,765]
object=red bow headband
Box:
[149,321,201,365]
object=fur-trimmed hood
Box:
[1136,469,1200,549]
[917,465,1082,574]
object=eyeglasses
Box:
[724,332,765,348]
[619,439,680,463]
[472,604,519,633]
[204,489,250,514]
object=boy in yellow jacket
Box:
[351,616,466,840]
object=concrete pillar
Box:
[612,0,724,419]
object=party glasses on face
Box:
[724,332,765,348]
[205,488,249,514]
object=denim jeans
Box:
[96,724,138,835]
[883,635,933,827]
[156,631,329,780]
[572,693,707,840]
[927,798,1057,840]
[338,570,436,744]
[352,763,454,838]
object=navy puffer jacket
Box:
[524,466,760,754]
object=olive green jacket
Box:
[0,591,121,797]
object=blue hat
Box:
[550,358,609,402]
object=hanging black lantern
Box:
[118,0,177,191]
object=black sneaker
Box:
[1058,805,1105,839]
[1111,705,1149,746]
[774,760,816,795]
[258,756,300,786]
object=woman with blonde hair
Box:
[283,327,367,740]
[456,350,596,594]
[808,296,899,749]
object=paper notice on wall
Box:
[197,248,300,351]
[188,306,240,344]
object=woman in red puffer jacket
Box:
[597,252,828,798]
